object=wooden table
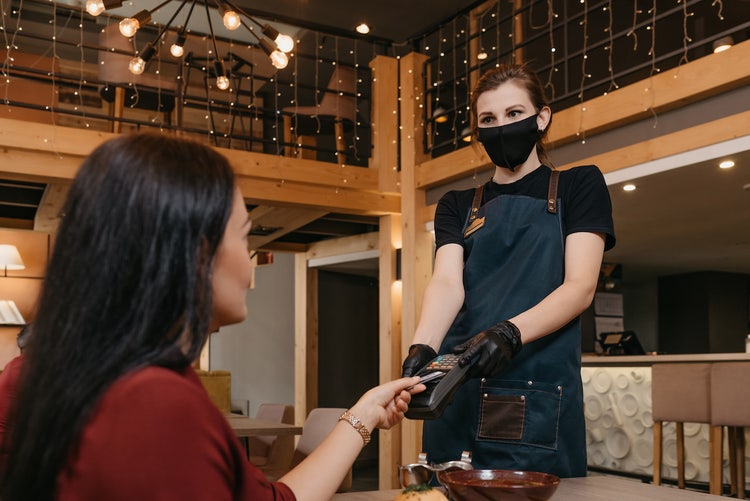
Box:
[224,414,303,438]
[332,475,724,500]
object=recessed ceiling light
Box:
[719,160,735,169]
[356,23,370,34]
[477,51,488,60]
[623,184,636,192]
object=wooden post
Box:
[369,55,400,194]
[294,253,318,425]
[378,214,402,489]
[398,51,431,467]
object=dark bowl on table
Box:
[441,469,560,501]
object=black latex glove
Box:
[453,320,522,378]
[401,344,438,377]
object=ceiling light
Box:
[477,51,488,60]
[433,106,448,123]
[712,36,734,53]
[623,184,636,192]
[89,0,294,86]
[719,160,735,169]
[85,0,123,17]
[356,23,370,35]
[128,42,156,75]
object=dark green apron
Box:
[423,168,587,477]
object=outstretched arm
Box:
[510,231,605,343]
[279,377,424,501]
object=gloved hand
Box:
[453,320,522,378]
[401,344,438,377]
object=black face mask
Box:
[477,114,542,171]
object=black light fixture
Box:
[86,0,295,87]
[396,248,402,281]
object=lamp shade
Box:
[0,245,25,271]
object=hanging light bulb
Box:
[260,38,289,69]
[221,8,241,30]
[214,59,230,90]
[170,31,186,58]
[85,0,123,16]
[119,10,151,37]
[128,42,156,75]
[261,24,294,53]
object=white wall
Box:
[209,252,295,417]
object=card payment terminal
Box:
[405,353,474,420]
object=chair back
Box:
[710,362,750,426]
[315,66,357,123]
[195,369,232,414]
[651,363,711,423]
[292,407,352,492]
[248,403,295,473]
[284,66,357,124]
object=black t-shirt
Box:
[434,165,616,251]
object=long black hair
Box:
[1,133,235,500]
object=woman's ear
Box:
[537,106,552,133]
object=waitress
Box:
[401,64,615,477]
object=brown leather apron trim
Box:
[547,169,560,214]
[463,184,486,238]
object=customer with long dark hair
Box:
[0,133,422,501]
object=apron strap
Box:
[469,184,485,223]
[547,170,560,214]
[463,184,486,238]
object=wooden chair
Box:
[282,66,357,160]
[710,362,750,498]
[651,363,713,490]
[265,407,352,492]
[248,403,295,475]
[195,369,232,414]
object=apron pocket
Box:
[478,394,525,440]
[477,379,562,450]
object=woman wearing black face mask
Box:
[401,64,616,477]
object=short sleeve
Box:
[562,165,616,250]
[434,190,471,250]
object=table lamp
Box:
[0,244,25,276]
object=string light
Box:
[544,0,556,99]
[678,0,693,69]
[85,0,295,89]
[626,0,641,51]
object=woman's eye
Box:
[508,110,521,118]
[480,116,494,124]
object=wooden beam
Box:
[369,55,400,194]
[235,176,400,215]
[557,111,750,174]
[305,232,378,261]
[415,39,750,190]
[246,206,327,250]
[0,118,400,215]
[33,182,70,233]
[549,39,750,148]
[223,148,379,192]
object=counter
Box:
[332,475,723,500]
[581,353,750,485]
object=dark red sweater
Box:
[0,361,295,500]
